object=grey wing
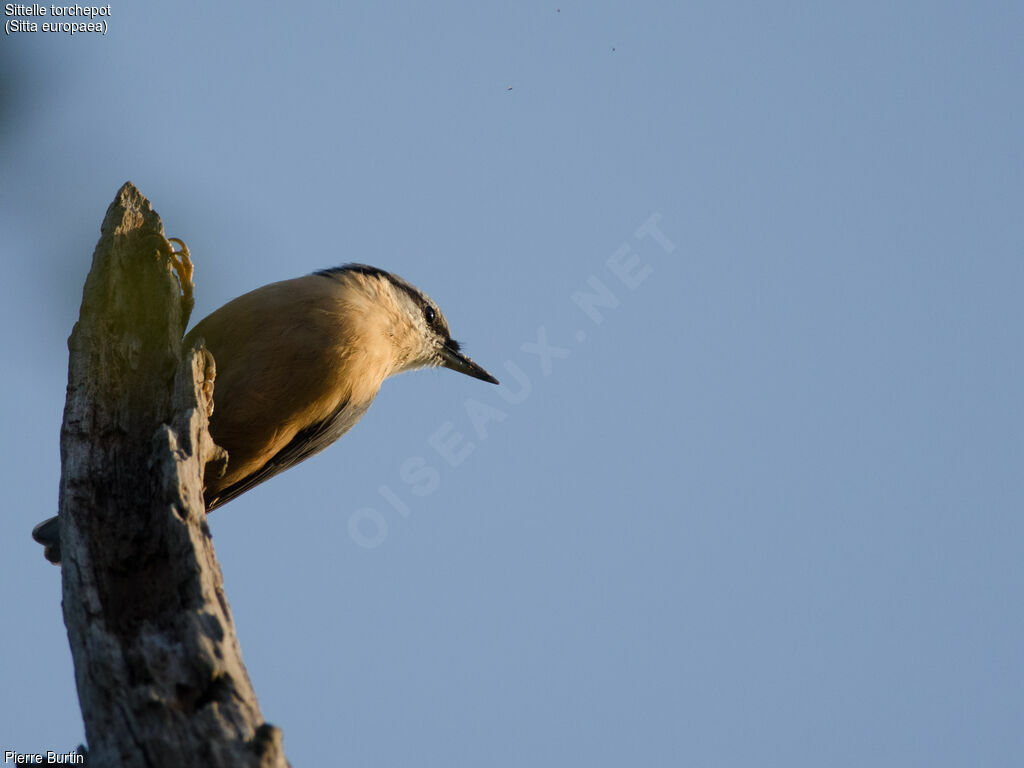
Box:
[206,398,373,511]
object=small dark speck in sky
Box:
[507,86,513,90]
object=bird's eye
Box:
[424,306,436,324]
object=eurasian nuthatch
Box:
[33,262,497,562]
[191,264,499,509]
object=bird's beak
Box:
[440,341,499,384]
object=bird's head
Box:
[319,264,499,385]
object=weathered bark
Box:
[58,182,289,767]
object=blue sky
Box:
[1,2,1022,765]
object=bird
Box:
[33,263,498,563]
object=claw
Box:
[166,237,194,295]
[164,237,195,328]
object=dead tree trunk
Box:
[57,182,288,767]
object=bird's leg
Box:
[164,237,195,328]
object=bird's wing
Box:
[205,397,373,511]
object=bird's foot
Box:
[164,237,195,327]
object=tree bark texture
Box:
[58,182,289,767]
